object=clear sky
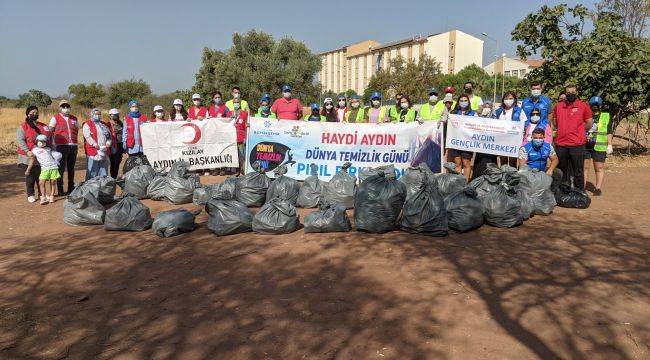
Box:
[0,0,596,98]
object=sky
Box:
[0,0,597,98]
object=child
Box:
[25,134,61,204]
[518,128,559,175]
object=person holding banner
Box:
[464,82,483,112]
[170,99,188,121]
[494,92,527,167]
[122,100,148,157]
[519,128,559,175]
[448,94,477,180]
[255,93,276,118]
[388,93,404,122]
[188,94,207,120]
[367,92,388,123]
[433,86,457,122]
[271,85,302,120]
[208,91,230,118]
[345,95,366,123]
[226,86,249,112]
[335,95,348,122]
[304,104,325,121]
[395,95,417,123]
[472,102,499,180]
[418,88,440,122]
[151,105,167,122]
[322,98,338,122]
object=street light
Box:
[482,32,498,104]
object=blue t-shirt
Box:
[522,95,552,123]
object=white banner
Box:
[141,118,238,171]
[245,118,444,180]
[445,114,524,157]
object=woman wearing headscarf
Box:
[107,108,123,178]
[16,105,50,202]
[122,100,148,157]
[83,108,112,180]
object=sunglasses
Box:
[61,104,71,108]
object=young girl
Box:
[26,134,61,204]
[151,105,167,122]
[449,94,477,181]
[170,99,188,121]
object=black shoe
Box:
[593,189,602,196]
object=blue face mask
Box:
[532,139,544,147]
[260,105,269,112]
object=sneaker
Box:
[27,195,36,203]
[48,196,55,203]
[40,198,48,205]
[593,189,602,196]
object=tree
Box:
[512,4,650,131]
[596,0,649,37]
[365,55,442,104]
[193,30,321,111]
[68,82,105,108]
[16,89,52,108]
[107,79,152,108]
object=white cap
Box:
[108,108,119,115]
[173,98,183,105]
[36,134,48,142]
[324,97,333,103]
[192,93,201,100]
[443,94,454,103]
[153,105,164,112]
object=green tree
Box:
[68,82,106,108]
[107,79,152,108]
[512,4,650,130]
[16,89,52,108]
[365,55,442,104]
[193,30,321,111]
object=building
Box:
[318,30,484,95]
[483,57,545,78]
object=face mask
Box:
[213,98,222,104]
[459,101,469,108]
[193,100,201,106]
[233,103,241,110]
[395,98,402,104]
[92,114,101,121]
[566,93,577,102]
[233,93,240,99]
[260,105,269,111]
[283,92,291,99]
[338,100,345,107]
[351,102,360,109]
[503,99,515,107]
[481,108,491,116]
[429,95,438,103]
[325,104,333,110]
[591,106,600,114]
[400,103,409,109]
[531,89,542,97]
[110,114,119,121]
[372,100,380,106]
[130,107,138,113]
[28,114,38,121]
[37,141,46,148]
[464,87,473,94]
[532,139,544,147]
[155,111,164,118]
[61,107,71,115]
[530,115,541,123]
[312,110,319,115]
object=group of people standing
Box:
[16,81,612,204]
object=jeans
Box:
[109,145,123,179]
[86,157,109,180]
[56,144,78,194]
[24,162,41,197]
[556,145,585,190]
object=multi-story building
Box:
[318,29,484,95]
[483,56,545,78]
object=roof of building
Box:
[524,59,545,68]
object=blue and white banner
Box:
[245,118,444,180]
[445,114,525,157]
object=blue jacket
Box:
[523,141,552,171]
[522,95,552,122]
[494,106,524,121]
[454,109,476,116]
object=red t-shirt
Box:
[271,98,302,120]
[233,111,248,143]
[553,99,592,146]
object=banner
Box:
[245,118,444,180]
[445,114,524,157]
[141,119,238,171]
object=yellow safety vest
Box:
[303,114,326,122]
[392,108,417,123]
[419,102,440,121]
[225,99,249,112]
[469,95,482,111]
[344,107,366,122]
[432,100,456,120]
[593,112,610,151]
[389,105,401,121]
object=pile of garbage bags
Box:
[358,164,395,184]
[354,170,406,233]
[63,176,119,226]
[152,209,200,238]
[399,181,448,237]
[434,163,467,199]
[122,164,156,199]
[297,164,323,208]
[145,161,200,204]
[266,164,300,205]
[123,155,150,174]
[322,162,357,209]
[235,161,271,207]
[399,163,435,201]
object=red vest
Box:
[52,113,79,145]
[83,120,110,156]
[208,104,229,118]
[124,115,148,149]
[17,121,49,155]
[188,106,207,120]
[233,111,248,143]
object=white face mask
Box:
[531,89,542,97]
[193,100,201,106]
[351,102,360,109]
[530,115,541,123]
[400,103,409,109]
[233,93,241,99]
[37,141,46,148]
[233,103,241,110]
[429,95,438,102]
[283,92,291,99]
[130,107,138,113]
[61,107,71,115]
[481,108,491,116]
[174,105,182,110]
[372,100,380,106]
[504,99,515,107]
[338,100,346,107]
[155,111,164,119]
[325,104,333,110]
[459,101,469,108]
[213,97,222,104]
[92,114,101,121]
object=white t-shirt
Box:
[32,147,60,170]
[497,108,528,122]
[174,113,185,121]
[336,108,345,122]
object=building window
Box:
[520,68,527,76]
[376,54,382,72]
[511,70,518,77]
[504,71,511,77]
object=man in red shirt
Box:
[551,84,593,190]
[270,85,302,120]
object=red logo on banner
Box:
[181,122,202,144]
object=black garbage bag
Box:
[214,177,237,200]
[469,163,503,199]
[235,161,271,207]
[252,198,300,234]
[444,187,484,232]
[193,185,212,205]
[164,176,196,204]
[512,186,535,220]
[322,162,357,209]
[500,165,521,188]
[435,162,467,199]
[167,160,189,178]
[482,184,523,228]
[518,166,556,215]
[554,184,591,209]
[152,209,200,238]
[123,155,150,174]
[104,194,153,231]
[67,178,101,201]
[122,165,156,199]
[297,164,323,208]
[206,199,253,236]
[354,171,407,233]
[80,176,116,204]
[304,202,351,233]
[358,164,395,184]
[63,192,105,226]
[399,182,448,236]
[399,163,435,201]
[147,176,167,200]
[266,164,300,205]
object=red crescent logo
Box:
[181,122,201,144]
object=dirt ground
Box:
[0,157,648,360]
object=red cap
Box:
[444,86,455,94]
